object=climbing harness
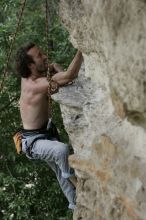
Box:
[13,130,22,154]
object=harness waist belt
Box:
[22,122,49,138]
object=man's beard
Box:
[38,70,48,77]
[36,64,48,76]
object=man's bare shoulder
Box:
[32,77,49,94]
[35,76,48,83]
[22,77,49,94]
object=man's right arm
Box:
[51,50,83,86]
[32,50,83,94]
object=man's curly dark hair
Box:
[15,42,35,78]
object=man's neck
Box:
[30,71,47,80]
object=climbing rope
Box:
[0,0,27,92]
[45,0,53,119]
[45,0,50,62]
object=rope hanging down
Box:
[0,0,27,92]
[45,0,53,118]
[45,0,50,64]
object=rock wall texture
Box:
[53,1,146,219]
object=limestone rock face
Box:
[53,1,146,219]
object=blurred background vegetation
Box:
[0,0,76,219]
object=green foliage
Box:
[0,160,72,220]
[0,0,75,219]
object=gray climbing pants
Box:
[21,129,76,210]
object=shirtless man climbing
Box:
[15,43,83,209]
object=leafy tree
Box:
[0,1,76,219]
